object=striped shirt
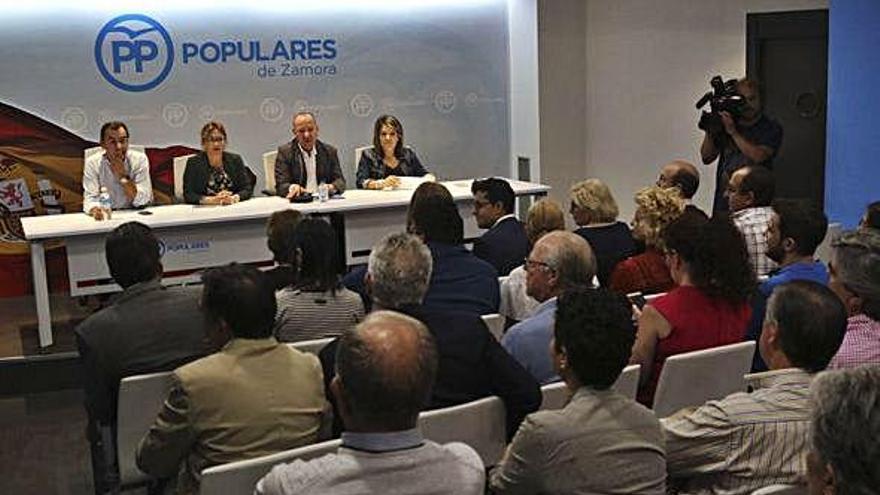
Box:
[829,314,880,369]
[662,368,813,494]
[274,287,365,343]
[731,206,778,278]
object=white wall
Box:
[540,0,827,222]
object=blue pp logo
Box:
[95,14,174,92]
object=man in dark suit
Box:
[471,177,530,276]
[75,222,210,494]
[274,111,346,198]
[324,232,541,439]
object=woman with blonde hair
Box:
[570,179,637,287]
[609,185,685,295]
[500,199,566,323]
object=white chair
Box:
[540,364,641,411]
[199,439,341,495]
[354,145,371,177]
[262,151,278,195]
[539,381,569,410]
[417,396,507,467]
[481,313,505,342]
[652,341,756,418]
[115,371,174,488]
[815,222,842,266]
[173,154,195,202]
[288,337,334,356]
[611,364,641,400]
[751,484,807,495]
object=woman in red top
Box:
[610,186,685,295]
[632,214,756,405]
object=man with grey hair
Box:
[501,231,595,384]
[321,232,540,438]
[258,311,485,494]
[806,366,880,495]
[827,229,880,368]
[663,280,847,493]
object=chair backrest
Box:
[173,154,195,202]
[539,381,568,410]
[652,341,756,417]
[611,363,641,400]
[199,439,341,495]
[815,221,842,266]
[354,145,371,179]
[288,337,334,356]
[481,313,504,342]
[417,396,506,467]
[750,484,807,495]
[262,151,278,195]
[116,371,175,486]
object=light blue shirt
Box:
[501,297,559,384]
[82,149,152,212]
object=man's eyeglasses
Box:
[524,257,554,272]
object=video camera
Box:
[696,76,747,134]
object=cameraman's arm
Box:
[721,112,774,164]
[700,132,719,164]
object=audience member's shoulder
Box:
[435,440,485,474]
[257,453,345,495]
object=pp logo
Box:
[94,14,174,92]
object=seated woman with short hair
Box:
[356,115,431,189]
[632,215,755,405]
[183,121,254,205]
[274,218,365,343]
[490,287,666,494]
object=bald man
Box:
[656,160,708,220]
[257,311,485,495]
[273,111,346,198]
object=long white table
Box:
[21,179,549,347]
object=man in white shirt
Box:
[82,121,152,219]
[273,112,346,198]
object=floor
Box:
[0,293,91,358]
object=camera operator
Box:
[700,78,783,213]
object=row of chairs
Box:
[112,338,756,492]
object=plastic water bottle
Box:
[98,186,112,220]
[317,182,329,203]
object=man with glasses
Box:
[82,121,153,219]
[501,231,595,384]
[471,177,530,276]
[726,165,777,277]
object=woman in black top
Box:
[356,115,430,189]
[569,178,637,287]
[183,121,254,205]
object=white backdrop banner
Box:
[0,2,510,190]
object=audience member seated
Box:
[264,209,303,292]
[345,182,499,315]
[75,222,210,494]
[726,165,777,277]
[609,185,684,295]
[827,229,880,368]
[655,159,709,221]
[356,114,431,189]
[664,281,847,494]
[502,231,595,384]
[274,111,346,198]
[183,121,254,205]
[859,200,880,231]
[570,178,637,287]
[470,177,530,276]
[747,199,829,371]
[274,218,365,342]
[257,311,485,495]
[136,264,326,495]
[500,199,566,324]
[82,121,153,220]
[806,366,880,495]
[632,215,754,405]
[491,287,666,494]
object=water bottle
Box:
[98,186,112,220]
[318,183,329,203]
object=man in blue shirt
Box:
[501,231,595,384]
[748,199,829,370]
